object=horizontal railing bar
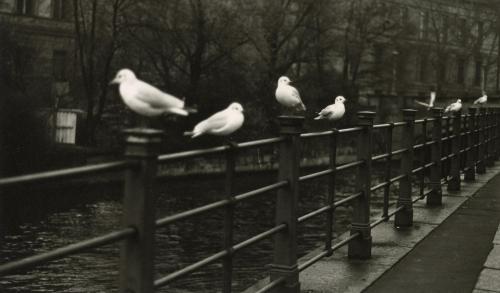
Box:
[414,119,425,124]
[338,126,363,134]
[299,169,333,182]
[233,180,289,202]
[387,205,406,218]
[373,123,391,129]
[237,137,285,149]
[156,181,288,227]
[298,250,329,272]
[298,205,331,224]
[334,192,362,207]
[300,130,333,138]
[158,146,228,161]
[390,174,407,183]
[370,217,386,229]
[298,192,362,224]
[158,137,285,162]
[298,232,360,272]
[413,189,433,203]
[393,122,407,127]
[155,251,228,288]
[232,224,287,252]
[255,277,286,293]
[0,161,132,188]
[370,181,389,192]
[335,160,364,172]
[155,224,287,288]
[0,227,136,275]
[391,148,408,156]
[372,153,390,162]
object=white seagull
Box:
[185,103,244,138]
[415,91,436,110]
[473,93,487,105]
[314,96,346,121]
[275,76,306,111]
[110,69,191,117]
[444,99,462,113]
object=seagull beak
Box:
[109,78,119,85]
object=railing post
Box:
[477,108,486,174]
[428,108,443,205]
[487,108,495,166]
[383,123,394,220]
[325,128,338,256]
[271,115,304,293]
[485,108,493,167]
[223,144,236,293]
[348,111,375,259]
[448,109,462,191]
[496,108,500,160]
[395,109,416,228]
[465,108,477,181]
[494,108,500,161]
[119,128,162,293]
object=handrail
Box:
[0,160,132,188]
[0,227,136,275]
[0,106,498,293]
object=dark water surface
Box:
[0,166,397,293]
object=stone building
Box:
[0,0,74,106]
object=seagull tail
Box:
[169,108,189,116]
[185,106,198,114]
[415,100,429,107]
[183,130,202,138]
[314,115,323,120]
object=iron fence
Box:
[0,106,499,293]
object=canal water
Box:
[0,165,400,293]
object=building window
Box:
[416,53,427,82]
[457,58,466,85]
[0,0,15,13]
[53,0,65,19]
[439,59,448,84]
[15,0,55,17]
[419,11,429,39]
[36,0,51,17]
[17,0,34,15]
[52,50,67,81]
[474,59,482,86]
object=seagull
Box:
[275,76,306,111]
[314,96,346,121]
[184,102,244,138]
[110,69,193,117]
[415,91,436,110]
[444,99,462,113]
[473,92,487,105]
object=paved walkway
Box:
[245,165,500,293]
[365,172,500,293]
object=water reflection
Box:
[0,168,395,292]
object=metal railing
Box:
[0,107,499,293]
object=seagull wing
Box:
[290,86,306,110]
[415,100,430,107]
[319,105,335,116]
[135,80,184,109]
[194,110,228,134]
[429,93,436,107]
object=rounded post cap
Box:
[431,107,443,117]
[277,115,305,134]
[356,111,376,126]
[122,128,163,158]
[401,109,417,121]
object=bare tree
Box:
[72,0,133,144]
